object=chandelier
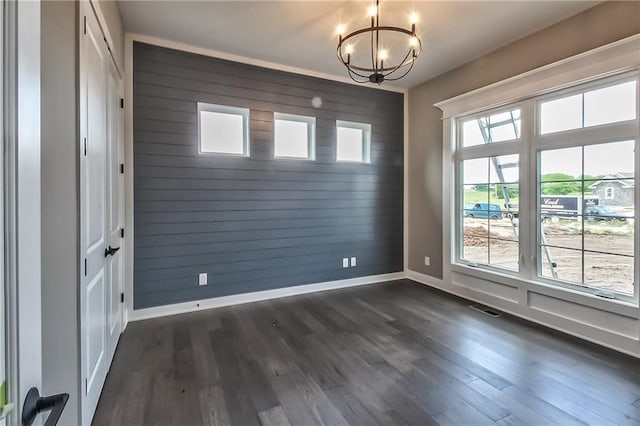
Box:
[336,0,422,84]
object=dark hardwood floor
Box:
[93,280,640,426]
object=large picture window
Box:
[454,74,638,301]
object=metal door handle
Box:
[104,245,120,257]
[22,387,69,426]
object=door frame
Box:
[3,0,42,424]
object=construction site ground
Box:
[463,217,634,295]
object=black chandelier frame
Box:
[336,0,422,84]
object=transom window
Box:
[336,120,371,163]
[198,103,249,156]
[461,108,521,147]
[539,79,637,134]
[274,113,316,160]
[454,73,639,301]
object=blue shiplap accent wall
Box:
[133,42,404,309]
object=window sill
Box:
[450,262,639,318]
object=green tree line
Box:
[471,173,603,197]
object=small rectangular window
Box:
[539,80,637,135]
[336,120,371,163]
[198,103,249,156]
[605,187,614,199]
[274,113,315,160]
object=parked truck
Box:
[540,195,599,219]
[499,195,600,220]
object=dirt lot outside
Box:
[462,217,634,295]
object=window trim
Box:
[336,120,372,164]
[273,112,316,161]
[197,102,250,157]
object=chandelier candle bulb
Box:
[336,0,422,84]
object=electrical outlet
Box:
[350,257,357,267]
[424,256,430,266]
[342,258,349,268]
[199,273,208,286]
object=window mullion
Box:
[635,137,640,304]
[533,121,638,151]
[520,99,536,281]
[458,142,520,160]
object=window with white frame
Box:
[454,74,638,300]
[274,113,316,160]
[605,187,615,199]
[198,103,250,156]
[459,109,521,272]
[336,120,371,163]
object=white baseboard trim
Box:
[127,271,407,323]
[406,269,640,359]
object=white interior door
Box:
[80,3,123,422]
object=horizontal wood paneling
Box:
[133,42,404,309]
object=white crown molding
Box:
[126,271,406,323]
[126,32,408,95]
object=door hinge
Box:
[84,258,87,276]
[120,98,124,109]
[85,378,88,394]
[120,163,124,174]
[83,16,87,35]
[120,293,124,303]
[83,137,87,156]
[120,228,124,238]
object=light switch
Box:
[199,273,208,286]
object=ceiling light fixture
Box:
[336,0,422,84]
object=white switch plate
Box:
[424,256,430,266]
[342,258,349,268]
[350,257,357,267]
[199,273,208,286]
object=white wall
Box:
[41,2,80,424]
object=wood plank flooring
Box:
[92,280,640,426]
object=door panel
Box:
[85,271,105,390]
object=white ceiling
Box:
[118,1,600,89]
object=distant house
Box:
[589,172,634,206]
